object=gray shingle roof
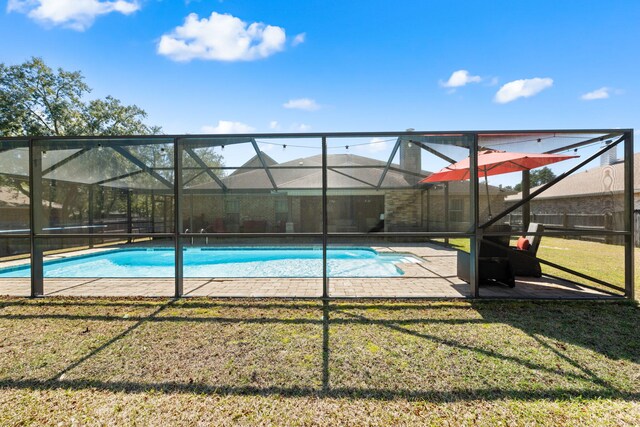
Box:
[189,153,425,190]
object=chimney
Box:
[600,140,617,166]
[400,138,421,185]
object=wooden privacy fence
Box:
[508,212,638,247]
[635,210,640,247]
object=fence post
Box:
[632,210,640,248]
[604,213,613,244]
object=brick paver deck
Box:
[0,243,618,299]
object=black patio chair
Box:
[457,224,515,288]
[508,223,544,277]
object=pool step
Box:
[399,257,421,264]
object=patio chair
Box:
[457,224,515,288]
[508,223,544,277]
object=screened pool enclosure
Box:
[0,130,634,299]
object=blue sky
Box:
[1,0,638,143]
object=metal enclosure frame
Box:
[0,129,633,299]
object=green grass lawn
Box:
[0,297,638,425]
[445,236,640,298]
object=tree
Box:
[513,167,557,192]
[0,57,163,217]
[0,57,220,226]
[83,96,162,136]
[0,57,158,137]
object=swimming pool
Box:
[0,247,420,278]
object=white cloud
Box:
[283,98,320,111]
[292,32,305,46]
[440,70,482,88]
[269,120,280,130]
[201,120,255,134]
[7,0,139,31]
[581,87,611,101]
[157,12,287,62]
[290,123,311,132]
[494,77,553,104]
[355,137,389,154]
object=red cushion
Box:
[516,237,531,251]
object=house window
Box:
[275,198,288,223]
[224,199,239,225]
[449,198,464,222]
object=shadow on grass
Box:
[0,298,638,402]
[472,300,640,364]
[0,378,638,402]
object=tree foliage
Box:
[0,57,225,226]
[513,167,557,192]
[0,57,158,137]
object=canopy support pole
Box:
[522,170,530,231]
[484,169,492,220]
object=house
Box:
[183,142,509,233]
[504,152,640,235]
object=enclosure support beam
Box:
[327,167,377,188]
[174,139,183,297]
[624,131,634,300]
[126,190,132,243]
[469,134,480,298]
[185,147,228,192]
[112,146,173,189]
[250,139,278,190]
[88,186,94,247]
[409,140,456,164]
[376,137,402,190]
[426,189,431,232]
[94,170,145,186]
[322,137,328,299]
[29,139,44,297]
[544,132,623,155]
[41,147,90,176]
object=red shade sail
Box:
[420,150,578,183]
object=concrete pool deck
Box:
[0,243,619,299]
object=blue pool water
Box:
[0,247,418,278]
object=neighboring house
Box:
[504,152,640,234]
[184,142,509,233]
[0,185,64,231]
[0,186,31,231]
